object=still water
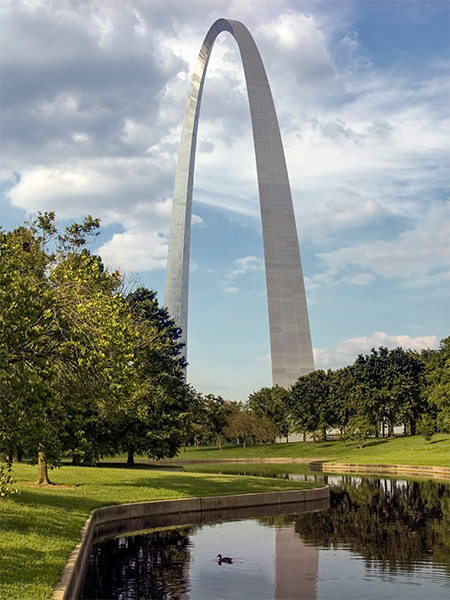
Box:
[81,474,450,600]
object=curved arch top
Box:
[164,18,314,388]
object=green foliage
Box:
[248,385,291,439]
[417,414,436,442]
[289,369,335,439]
[423,337,450,433]
[0,215,189,478]
[0,461,18,498]
[203,394,235,448]
[343,415,377,448]
[352,346,425,436]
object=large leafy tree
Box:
[289,370,335,439]
[247,385,291,440]
[353,347,425,436]
[1,214,138,482]
[115,287,188,465]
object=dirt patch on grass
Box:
[19,481,76,489]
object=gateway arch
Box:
[165,18,314,388]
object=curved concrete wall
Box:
[165,18,314,388]
[309,462,450,480]
[53,487,329,600]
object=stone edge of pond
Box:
[52,486,329,600]
[309,462,450,480]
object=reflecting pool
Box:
[81,476,449,600]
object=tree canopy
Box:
[0,214,188,482]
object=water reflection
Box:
[81,477,449,600]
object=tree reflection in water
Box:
[81,528,192,600]
[80,477,449,599]
[267,477,450,576]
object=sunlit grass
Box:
[170,433,450,467]
[1,462,319,600]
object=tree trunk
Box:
[127,448,135,466]
[36,451,53,485]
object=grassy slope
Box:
[170,434,450,467]
[1,463,317,600]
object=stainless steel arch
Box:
[164,18,314,388]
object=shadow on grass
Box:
[360,439,390,449]
[429,437,448,445]
[97,462,184,471]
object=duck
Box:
[217,554,233,564]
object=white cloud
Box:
[227,255,264,278]
[315,201,450,284]
[223,286,239,293]
[314,332,439,370]
[98,230,167,273]
[297,199,388,238]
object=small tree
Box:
[344,415,377,449]
[223,408,258,448]
[417,414,435,442]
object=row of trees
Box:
[180,341,449,448]
[289,341,449,443]
[0,214,188,483]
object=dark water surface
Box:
[81,474,450,600]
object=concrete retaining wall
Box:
[309,462,450,480]
[53,486,329,600]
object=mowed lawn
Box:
[1,462,319,600]
[168,433,450,467]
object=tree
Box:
[203,395,234,449]
[289,370,335,440]
[417,414,435,442]
[343,415,377,448]
[423,337,450,433]
[223,406,258,447]
[181,388,208,449]
[353,347,425,436]
[1,214,138,482]
[247,386,291,440]
[115,287,188,465]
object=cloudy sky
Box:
[1,0,449,400]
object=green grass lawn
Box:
[168,433,450,467]
[1,462,319,600]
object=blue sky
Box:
[1,0,449,401]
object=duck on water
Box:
[216,554,233,565]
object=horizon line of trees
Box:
[180,339,449,449]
